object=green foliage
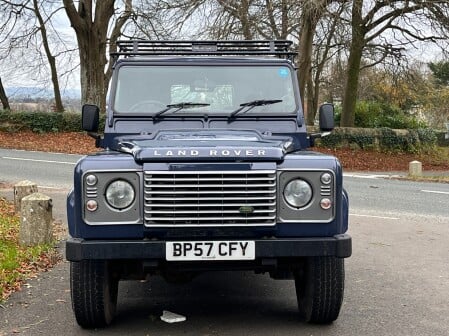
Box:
[379,127,409,151]
[335,100,427,129]
[0,110,106,133]
[428,60,449,86]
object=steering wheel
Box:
[128,100,166,112]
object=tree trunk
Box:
[240,0,253,39]
[63,0,133,113]
[306,77,316,125]
[298,17,314,110]
[217,0,253,39]
[0,76,10,110]
[297,0,328,120]
[105,0,133,87]
[63,0,115,113]
[308,2,343,125]
[341,0,364,127]
[78,36,109,113]
[33,0,64,112]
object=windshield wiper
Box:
[153,102,210,119]
[228,99,282,120]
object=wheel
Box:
[70,260,119,328]
[129,100,165,112]
[294,257,344,324]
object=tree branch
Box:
[62,0,86,32]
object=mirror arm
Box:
[87,132,103,148]
[308,131,331,147]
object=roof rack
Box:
[112,40,297,63]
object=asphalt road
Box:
[0,148,448,335]
[0,148,80,189]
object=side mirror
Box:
[319,103,335,132]
[82,104,100,133]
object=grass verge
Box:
[0,197,60,301]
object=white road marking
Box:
[1,156,76,165]
[344,173,396,179]
[350,213,400,220]
[421,190,449,195]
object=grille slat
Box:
[144,170,277,227]
[145,196,276,201]
[145,189,275,195]
[146,216,276,221]
[143,202,276,207]
[146,177,274,182]
[145,209,276,214]
[144,183,276,188]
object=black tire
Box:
[70,260,119,328]
[294,257,344,324]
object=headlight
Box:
[105,180,135,209]
[283,179,313,208]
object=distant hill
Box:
[5,87,81,100]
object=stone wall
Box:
[307,127,443,152]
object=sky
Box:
[1,1,447,100]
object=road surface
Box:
[0,148,448,335]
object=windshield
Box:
[113,65,297,115]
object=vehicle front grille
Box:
[144,170,277,227]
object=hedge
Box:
[0,110,105,133]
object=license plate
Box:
[166,241,255,261]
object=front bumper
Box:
[66,234,351,261]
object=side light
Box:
[86,200,98,212]
[320,198,332,210]
[320,173,332,185]
[86,174,98,186]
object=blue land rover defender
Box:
[66,40,351,328]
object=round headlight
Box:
[284,179,313,208]
[105,180,135,209]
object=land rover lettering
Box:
[152,149,267,157]
[153,149,200,156]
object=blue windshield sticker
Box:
[278,68,289,78]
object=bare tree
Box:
[133,0,301,40]
[0,0,70,112]
[133,0,337,123]
[305,2,348,125]
[297,0,331,112]
[63,0,133,112]
[340,0,449,127]
[32,0,64,112]
[216,0,255,39]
